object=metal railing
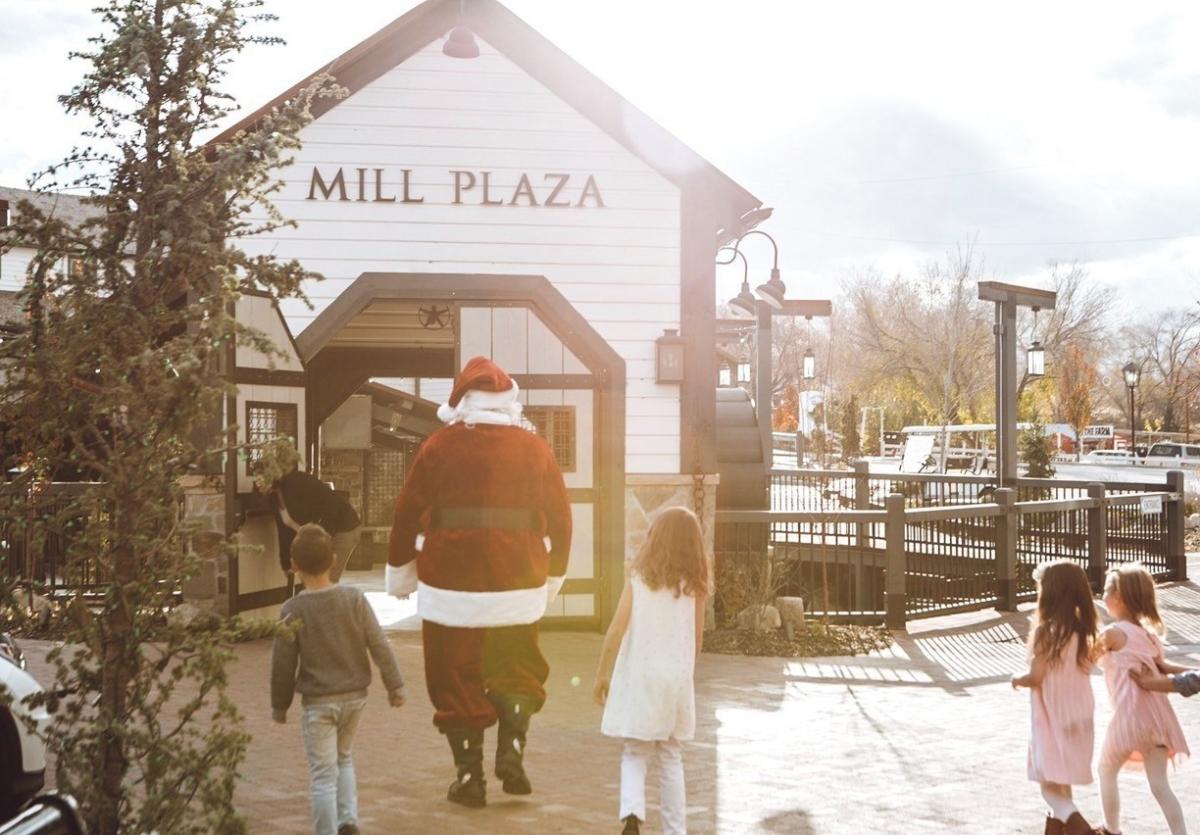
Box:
[0,483,102,596]
[715,476,1187,630]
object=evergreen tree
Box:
[0,2,341,832]
[1019,417,1057,479]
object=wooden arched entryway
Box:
[295,273,626,627]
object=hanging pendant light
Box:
[802,315,816,380]
[1026,307,1045,378]
[755,266,785,309]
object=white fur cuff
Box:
[386,562,419,597]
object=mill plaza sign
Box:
[306,166,606,208]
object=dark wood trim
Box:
[561,578,595,595]
[679,183,719,473]
[234,367,307,386]
[511,374,594,390]
[224,299,239,614]
[297,273,626,628]
[204,0,759,231]
[236,585,292,611]
[539,615,601,632]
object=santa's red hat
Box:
[437,356,521,424]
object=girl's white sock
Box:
[1039,783,1078,822]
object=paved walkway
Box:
[24,562,1200,833]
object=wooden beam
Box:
[777,299,833,318]
[977,281,1058,310]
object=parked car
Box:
[0,634,49,819]
[1137,442,1200,469]
[1082,449,1137,465]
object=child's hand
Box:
[388,689,406,708]
[1130,666,1174,693]
[1011,673,1028,690]
[592,677,609,706]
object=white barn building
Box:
[5,0,766,628]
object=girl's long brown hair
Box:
[631,506,710,598]
[1106,564,1165,635]
[1032,560,1099,669]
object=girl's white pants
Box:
[620,737,686,834]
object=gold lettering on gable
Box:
[305,167,606,208]
[307,167,349,201]
[509,174,539,207]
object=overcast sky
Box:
[2,0,1198,311]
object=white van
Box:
[1139,442,1200,469]
[1082,449,1137,466]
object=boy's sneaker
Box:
[621,815,640,834]
[336,826,360,835]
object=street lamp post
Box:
[1123,361,1141,456]
[718,232,831,467]
[977,282,1058,488]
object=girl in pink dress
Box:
[1097,564,1189,835]
[1012,560,1100,835]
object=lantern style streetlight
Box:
[802,348,816,381]
[1123,361,1141,455]
[1026,307,1045,378]
[1026,341,1045,378]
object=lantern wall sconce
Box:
[656,329,687,383]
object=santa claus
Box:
[387,356,572,808]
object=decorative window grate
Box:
[366,448,408,527]
[525,405,576,472]
[246,401,298,471]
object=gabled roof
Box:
[210,0,760,231]
[0,186,100,230]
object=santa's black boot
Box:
[445,729,487,808]
[491,693,534,795]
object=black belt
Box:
[429,507,541,532]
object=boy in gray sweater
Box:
[272,523,406,835]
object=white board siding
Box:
[239,36,682,475]
[234,295,303,371]
[235,383,307,493]
[0,246,36,291]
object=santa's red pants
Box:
[422,621,549,731]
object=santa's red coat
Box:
[386,422,572,627]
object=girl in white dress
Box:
[593,507,709,835]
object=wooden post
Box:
[1087,482,1107,592]
[994,487,1018,611]
[1167,470,1187,581]
[756,301,772,468]
[885,493,906,631]
[853,460,870,611]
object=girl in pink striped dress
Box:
[1097,564,1189,835]
[1012,561,1100,835]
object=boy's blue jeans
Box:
[301,697,367,835]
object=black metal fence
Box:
[1,483,103,596]
[717,472,1187,630]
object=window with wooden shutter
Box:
[524,405,576,473]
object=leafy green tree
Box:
[0,2,340,832]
